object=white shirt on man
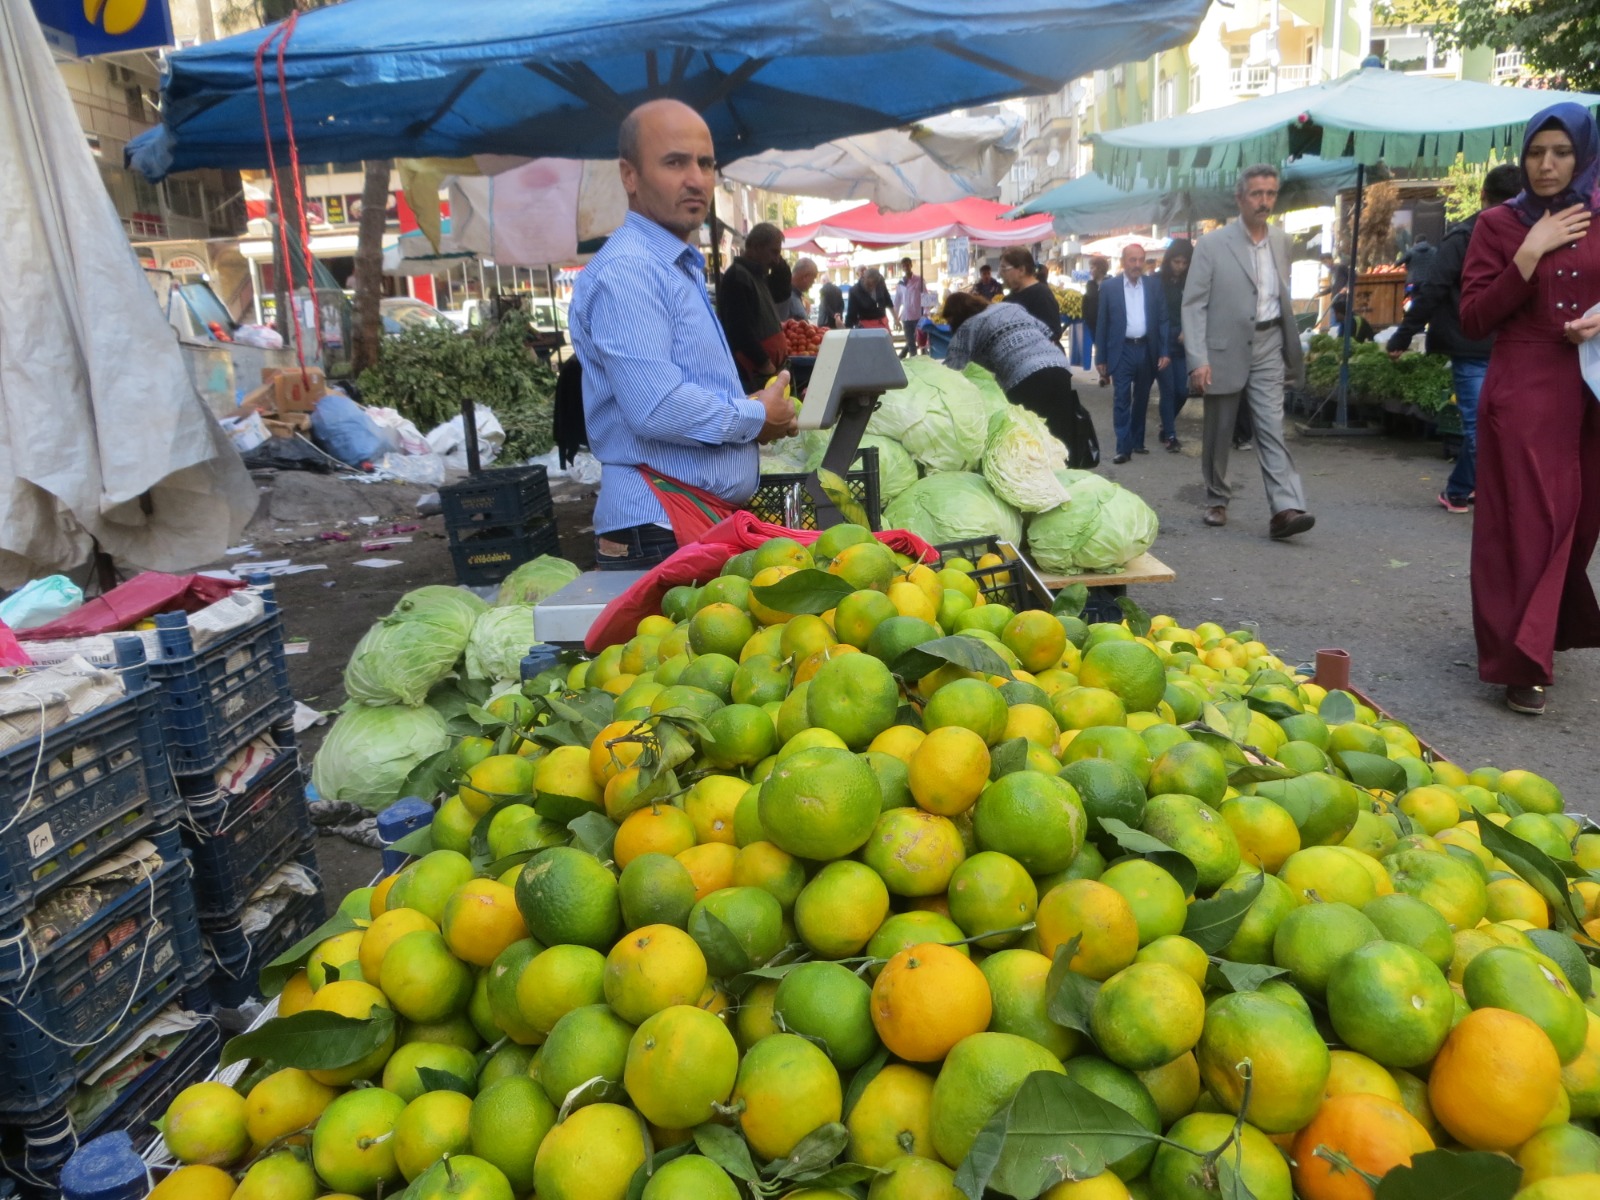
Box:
[1250,233,1281,323]
[1123,275,1147,339]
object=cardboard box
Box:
[237,381,276,415]
[261,366,326,413]
[262,412,312,440]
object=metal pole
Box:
[1335,162,1364,428]
[709,187,722,282]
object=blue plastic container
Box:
[0,639,174,928]
[0,827,206,1117]
[57,1132,145,1200]
[147,584,294,778]
[377,797,434,876]
[179,747,310,921]
[520,644,562,683]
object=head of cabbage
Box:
[883,472,1023,547]
[496,555,580,607]
[1026,470,1159,573]
[961,362,1012,413]
[982,405,1070,513]
[343,585,485,706]
[867,358,988,473]
[465,605,538,682]
[310,702,450,811]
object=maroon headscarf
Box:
[1508,102,1600,227]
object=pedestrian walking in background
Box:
[1459,102,1600,716]
[1183,162,1314,540]
[1000,247,1062,344]
[1095,242,1170,463]
[817,272,845,329]
[894,257,926,357]
[716,222,789,393]
[845,268,892,329]
[1156,238,1193,452]
[1082,255,1111,384]
[1387,164,1522,514]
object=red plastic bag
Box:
[0,621,30,668]
[24,572,246,641]
[584,512,936,652]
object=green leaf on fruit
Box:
[388,825,435,859]
[1182,872,1265,954]
[258,911,363,997]
[1206,959,1289,993]
[1471,808,1587,931]
[1115,596,1152,638]
[1319,690,1358,724]
[1097,817,1199,896]
[415,1066,473,1095]
[569,811,619,862]
[399,749,457,805]
[1334,750,1407,794]
[1226,761,1298,785]
[1052,584,1088,619]
[536,791,601,825]
[694,1122,762,1183]
[1371,1148,1522,1200]
[954,1071,1157,1200]
[842,1047,890,1121]
[1244,695,1300,722]
[220,1007,396,1070]
[989,737,1030,779]
[890,635,1015,683]
[750,568,856,616]
[1044,938,1100,1036]
[765,1122,849,1181]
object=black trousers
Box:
[1006,366,1100,470]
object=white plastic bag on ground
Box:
[365,407,432,456]
[425,403,504,468]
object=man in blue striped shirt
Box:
[571,99,797,569]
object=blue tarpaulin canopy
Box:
[1094,66,1600,187]
[128,0,1211,181]
[1012,157,1361,237]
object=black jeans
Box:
[595,523,678,571]
[1006,366,1100,470]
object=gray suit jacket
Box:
[1182,218,1304,395]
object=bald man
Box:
[569,100,797,570]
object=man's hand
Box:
[1189,364,1211,391]
[1097,365,1110,384]
[1157,356,1171,371]
[1388,350,1404,361]
[756,370,797,444]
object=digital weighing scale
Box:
[531,330,909,647]
[793,328,908,527]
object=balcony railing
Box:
[1229,63,1312,93]
[1494,50,1524,81]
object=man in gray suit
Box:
[1183,164,1314,539]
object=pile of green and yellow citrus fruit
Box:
[151,529,1600,1200]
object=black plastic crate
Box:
[148,591,294,779]
[749,446,881,531]
[441,464,553,533]
[202,856,325,1011]
[0,642,175,927]
[179,749,311,921]
[0,828,205,1117]
[935,537,1038,610]
[448,518,562,588]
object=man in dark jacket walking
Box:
[1386,165,1521,513]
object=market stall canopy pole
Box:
[0,2,256,589]
[1092,65,1600,187]
[126,0,1212,181]
[1012,157,1361,238]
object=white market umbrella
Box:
[0,3,256,587]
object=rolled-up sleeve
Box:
[580,259,767,447]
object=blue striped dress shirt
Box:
[570,211,769,534]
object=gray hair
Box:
[1235,163,1281,200]
[793,257,818,277]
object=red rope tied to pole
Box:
[251,11,322,382]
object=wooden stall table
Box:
[1038,551,1176,622]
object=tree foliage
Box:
[1376,0,1600,93]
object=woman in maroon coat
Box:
[1460,103,1600,715]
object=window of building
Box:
[165,178,207,221]
[124,86,145,122]
[1189,67,1202,108]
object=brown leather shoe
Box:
[1505,685,1546,715]
[1203,506,1227,527]
[1269,509,1315,539]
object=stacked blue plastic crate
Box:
[0,640,215,1193]
[148,583,324,1015]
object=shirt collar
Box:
[622,210,706,273]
